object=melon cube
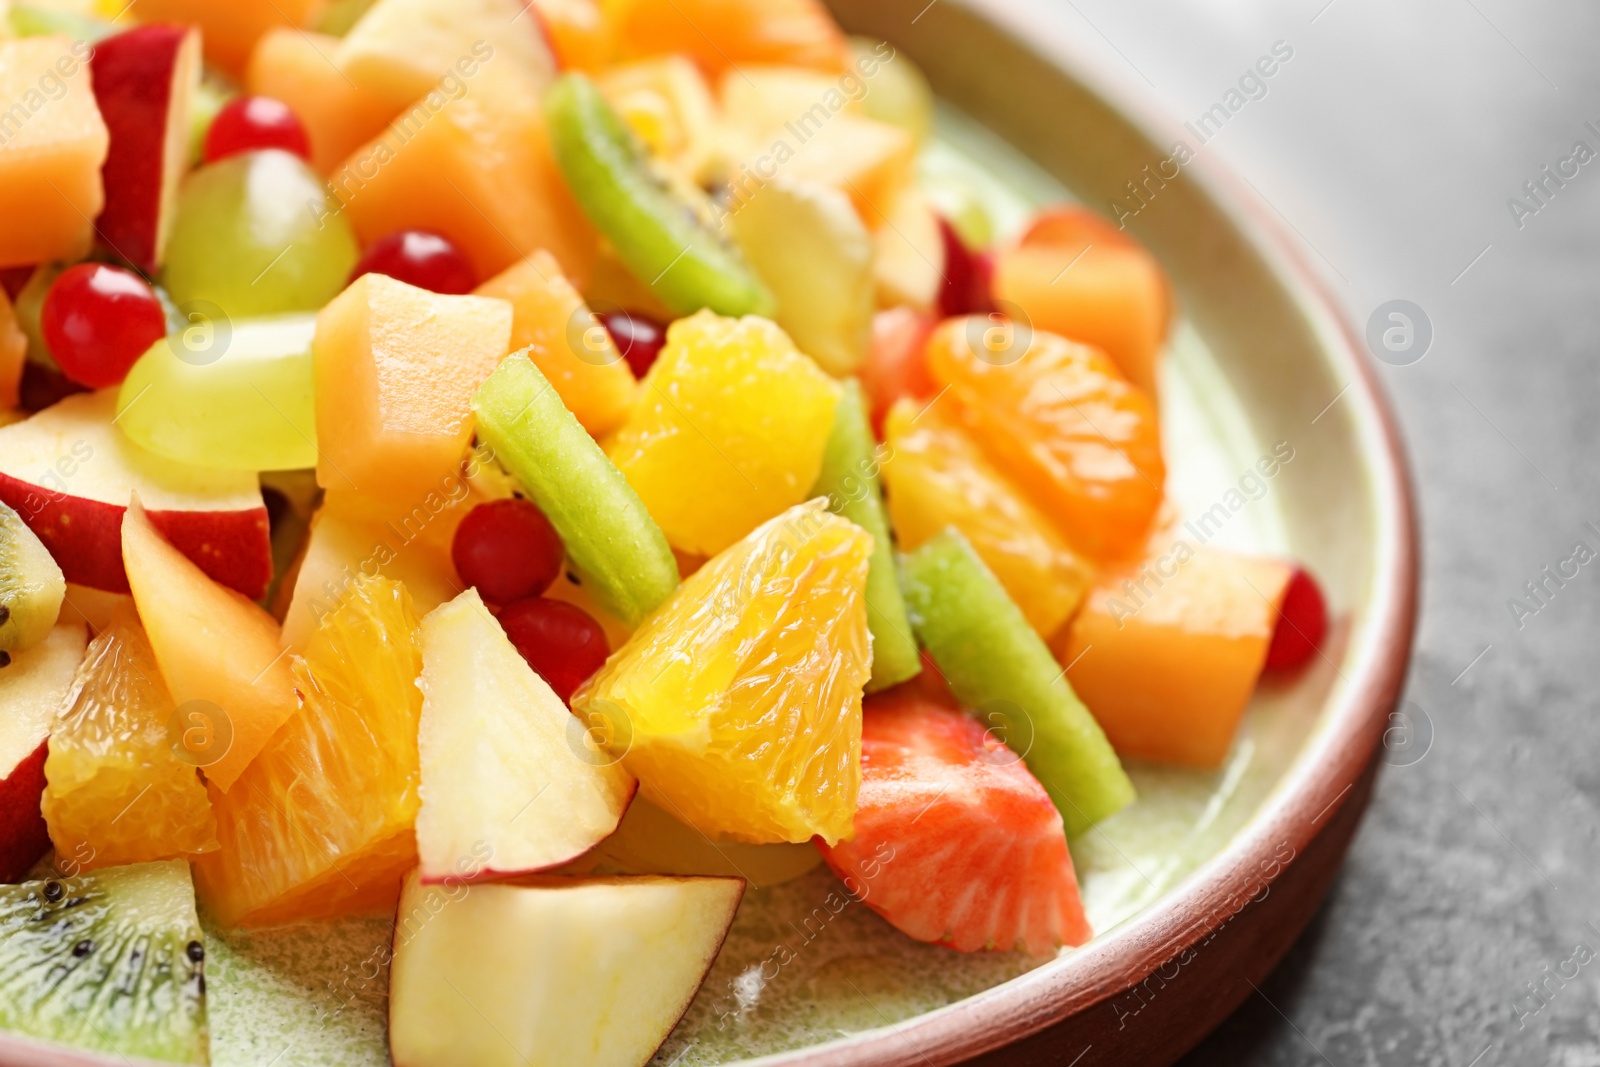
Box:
[121,0,324,79]
[248,29,401,176]
[0,36,108,268]
[1053,546,1292,768]
[312,273,512,507]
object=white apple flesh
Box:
[89,24,201,273]
[0,623,87,882]
[388,871,744,1067]
[0,391,271,598]
[415,589,636,884]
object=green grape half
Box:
[116,314,318,472]
[161,149,357,319]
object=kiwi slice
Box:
[0,502,64,663]
[0,860,208,1064]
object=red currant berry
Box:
[202,95,312,164]
[498,598,610,703]
[40,263,167,389]
[349,230,477,295]
[600,310,667,378]
[1265,566,1328,672]
[452,498,565,605]
[936,215,996,319]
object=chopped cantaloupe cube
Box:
[1052,545,1291,768]
[121,0,323,79]
[474,251,637,438]
[328,64,599,286]
[0,287,24,409]
[312,273,512,508]
[248,29,401,176]
[531,0,610,71]
[609,0,850,77]
[0,36,108,267]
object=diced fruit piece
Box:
[1265,565,1328,672]
[196,577,424,927]
[121,0,324,78]
[853,37,932,144]
[8,3,115,41]
[544,73,772,317]
[927,318,1165,559]
[882,399,1094,639]
[41,263,167,389]
[900,530,1134,836]
[601,310,665,380]
[0,860,208,1064]
[88,24,200,273]
[1055,547,1293,767]
[994,206,1172,398]
[595,56,719,184]
[13,263,61,372]
[0,623,86,882]
[312,273,511,505]
[0,36,108,267]
[416,589,635,883]
[336,0,556,112]
[351,229,476,294]
[731,179,873,376]
[473,354,678,627]
[163,149,359,318]
[389,871,743,1067]
[607,311,840,556]
[186,77,230,165]
[0,391,272,597]
[0,501,65,657]
[578,797,821,887]
[497,597,610,703]
[872,188,944,311]
[280,506,460,651]
[56,584,127,635]
[0,288,24,409]
[474,251,638,437]
[202,94,311,164]
[717,64,865,142]
[121,499,297,792]
[937,215,995,317]
[812,381,919,691]
[573,500,872,844]
[862,306,936,434]
[42,613,218,868]
[247,28,401,175]
[819,690,1090,954]
[610,0,849,76]
[116,313,317,471]
[765,114,915,226]
[532,0,609,71]
[331,63,598,286]
[450,499,563,607]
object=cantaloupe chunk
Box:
[1053,545,1291,768]
[248,29,400,176]
[531,0,610,71]
[121,0,324,79]
[121,498,297,793]
[0,287,24,410]
[312,273,512,508]
[0,37,108,267]
[335,0,556,113]
[994,207,1172,399]
[610,0,849,77]
[329,64,599,285]
[474,252,637,438]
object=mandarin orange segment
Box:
[608,0,850,77]
[532,0,612,71]
[926,318,1165,559]
[881,398,1094,639]
[606,310,839,556]
[194,576,424,927]
[571,500,872,845]
[42,613,218,870]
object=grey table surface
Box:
[996,2,1600,1065]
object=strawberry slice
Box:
[819,690,1091,955]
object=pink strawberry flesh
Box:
[819,691,1091,956]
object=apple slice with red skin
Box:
[0,623,87,882]
[415,588,636,885]
[0,391,271,598]
[89,24,201,273]
[388,869,744,1067]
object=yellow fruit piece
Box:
[572,500,872,845]
[195,576,424,927]
[606,311,839,556]
[42,613,217,870]
[882,398,1095,639]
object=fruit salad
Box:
[0,1,1331,1064]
